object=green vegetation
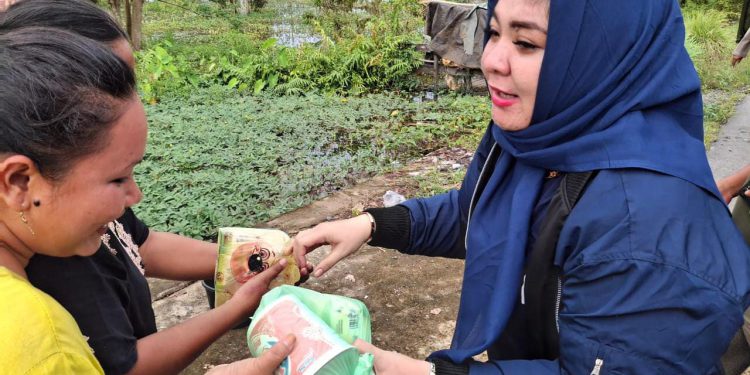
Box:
[138,88,487,238]
[412,167,466,197]
[128,0,750,237]
[136,0,423,103]
[312,0,355,11]
[130,0,491,238]
[683,0,741,15]
[682,3,750,145]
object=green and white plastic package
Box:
[247,285,374,375]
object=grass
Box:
[127,0,750,237]
[682,4,750,147]
[703,90,747,145]
[141,0,276,45]
[136,87,487,238]
[135,0,423,102]
[412,167,467,197]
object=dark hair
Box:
[0,27,136,180]
[0,0,128,43]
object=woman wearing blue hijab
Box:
[293,0,750,373]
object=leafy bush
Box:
[312,0,355,11]
[682,0,741,15]
[136,0,424,101]
[683,6,750,93]
[142,0,275,46]
[251,0,268,10]
[679,4,750,145]
[136,41,191,103]
[685,8,729,56]
[136,87,488,238]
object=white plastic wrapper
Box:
[247,286,374,375]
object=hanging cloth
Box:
[739,0,750,43]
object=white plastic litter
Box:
[383,191,406,207]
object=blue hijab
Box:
[432,0,721,364]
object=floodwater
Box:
[268,1,321,47]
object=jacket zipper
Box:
[555,277,561,332]
[465,144,499,249]
[590,358,604,375]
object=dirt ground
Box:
[166,148,474,374]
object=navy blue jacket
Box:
[398,131,750,374]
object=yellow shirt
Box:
[0,267,103,374]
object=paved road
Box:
[708,96,750,375]
[708,96,750,181]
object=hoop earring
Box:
[18,211,35,236]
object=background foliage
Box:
[127,0,750,238]
[681,2,750,143]
[136,0,423,103]
[138,88,487,238]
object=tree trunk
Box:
[238,0,249,15]
[130,0,143,50]
[124,0,132,38]
[107,0,121,23]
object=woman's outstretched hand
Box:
[291,214,372,278]
[353,339,431,375]
[716,164,750,204]
[205,334,295,374]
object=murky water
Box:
[268,1,321,47]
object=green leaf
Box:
[261,38,277,50]
[253,79,266,94]
[277,49,290,66]
[268,73,279,88]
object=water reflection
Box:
[269,1,321,47]
[271,23,321,47]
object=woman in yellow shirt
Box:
[0,267,104,373]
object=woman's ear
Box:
[0,155,38,210]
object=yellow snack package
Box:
[214,227,300,307]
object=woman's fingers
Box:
[205,335,296,375]
[238,259,287,297]
[291,227,329,275]
[353,338,380,355]
[252,334,296,373]
[291,216,372,278]
[311,245,351,278]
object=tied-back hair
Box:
[0,0,128,43]
[0,27,136,180]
